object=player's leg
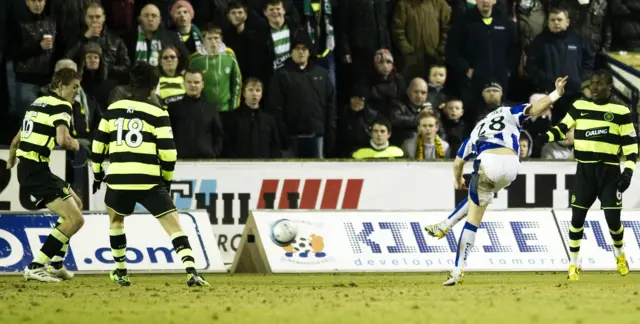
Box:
[598,166,628,276]
[104,187,135,286]
[425,197,469,239]
[49,187,83,280]
[139,185,210,287]
[25,194,84,282]
[567,163,598,280]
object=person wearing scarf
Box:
[302,0,335,85]
[171,1,206,55]
[403,112,450,160]
[127,4,189,67]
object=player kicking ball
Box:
[425,76,568,286]
[91,62,209,287]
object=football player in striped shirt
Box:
[91,62,209,287]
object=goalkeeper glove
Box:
[618,168,633,193]
[93,171,105,194]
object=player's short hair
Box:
[243,77,264,91]
[86,1,105,14]
[54,59,78,72]
[130,61,160,94]
[548,6,569,18]
[371,116,392,133]
[264,0,284,10]
[51,68,81,90]
[419,111,440,125]
[201,23,223,37]
[227,1,247,13]
[592,69,613,86]
[184,68,204,79]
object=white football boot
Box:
[24,266,61,283]
[48,265,75,280]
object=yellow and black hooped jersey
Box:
[158,75,185,109]
[91,97,177,190]
[546,98,638,170]
[16,95,73,163]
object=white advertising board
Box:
[233,209,569,273]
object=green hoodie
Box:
[188,50,241,112]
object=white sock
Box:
[454,221,478,274]
[614,246,624,257]
[569,251,580,266]
[443,198,469,229]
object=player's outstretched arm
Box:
[526,76,568,117]
[6,132,21,169]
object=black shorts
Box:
[105,185,176,217]
[571,162,622,210]
[17,161,72,208]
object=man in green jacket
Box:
[188,24,242,113]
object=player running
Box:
[424,76,568,286]
[91,62,209,287]
[7,68,84,282]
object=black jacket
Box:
[244,17,302,88]
[440,115,466,158]
[267,59,337,151]
[168,95,224,159]
[339,104,378,157]
[526,29,594,95]
[556,0,612,53]
[122,26,190,66]
[10,10,58,84]
[65,26,131,83]
[355,71,407,117]
[445,7,519,88]
[222,104,281,158]
[611,0,640,49]
[338,0,390,60]
[389,97,424,146]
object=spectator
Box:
[355,49,407,116]
[245,0,302,90]
[526,6,594,124]
[446,0,519,124]
[188,25,242,115]
[339,86,379,157]
[440,98,466,156]
[157,46,186,108]
[427,64,448,110]
[123,3,189,67]
[223,78,281,158]
[352,116,404,159]
[168,70,224,159]
[300,0,337,86]
[338,0,391,83]
[223,2,250,76]
[65,2,130,84]
[389,77,431,146]
[611,0,640,50]
[392,0,451,81]
[403,112,450,160]
[190,0,229,28]
[541,128,574,159]
[477,82,510,121]
[245,0,300,28]
[268,33,336,158]
[514,0,546,52]
[49,0,95,51]
[79,43,116,111]
[449,0,511,23]
[134,0,175,28]
[8,0,58,118]
[170,1,206,56]
[558,0,612,55]
[519,129,533,159]
[103,0,135,37]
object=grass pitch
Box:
[0,272,639,324]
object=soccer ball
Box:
[270,219,298,246]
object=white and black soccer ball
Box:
[270,219,298,246]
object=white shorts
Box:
[469,152,521,206]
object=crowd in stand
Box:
[0,0,639,160]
